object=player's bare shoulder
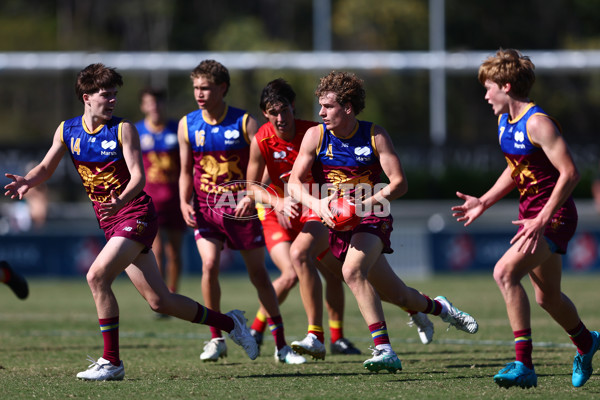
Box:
[300,124,323,151]
[120,120,141,147]
[372,123,391,139]
[526,113,561,146]
[371,123,395,154]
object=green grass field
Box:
[2,273,600,399]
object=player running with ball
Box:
[288,71,479,373]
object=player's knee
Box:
[290,244,311,268]
[280,273,298,291]
[201,260,219,278]
[492,262,517,289]
[85,267,108,290]
[341,266,363,287]
[147,295,169,314]
[534,293,547,309]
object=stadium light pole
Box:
[429,0,446,147]
[312,0,332,119]
[313,0,332,51]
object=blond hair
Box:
[478,49,535,98]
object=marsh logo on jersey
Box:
[224,129,240,144]
[273,150,286,160]
[140,135,154,151]
[102,140,117,150]
[101,140,118,155]
[165,133,178,146]
[354,146,372,161]
[514,130,526,150]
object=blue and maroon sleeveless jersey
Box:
[312,120,382,199]
[137,119,180,206]
[182,106,250,204]
[60,115,152,227]
[498,103,576,221]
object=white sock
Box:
[375,343,393,353]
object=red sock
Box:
[514,328,533,369]
[422,296,442,316]
[191,303,233,334]
[250,311,267,333]
[99,317,120,366]
[369,321,390,347]
[567,321,593,355]
[329,320,343,343]
[268,315,287,350]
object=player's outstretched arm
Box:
[452,166,515,227]
[5,125,66,200]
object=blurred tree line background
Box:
[1,0,600,202]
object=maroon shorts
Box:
[193,205,265,250]
[519,200,578,254]
[329,214,393,261]
[98,194,158,253]
[146,184,186,231]
[539,215,577,254]
[154,200,187,231]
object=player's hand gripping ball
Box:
[328,197,361,231]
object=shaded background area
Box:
[2,0,600,202]
[1,0,600,276]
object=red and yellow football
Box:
[328,197,361,231]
